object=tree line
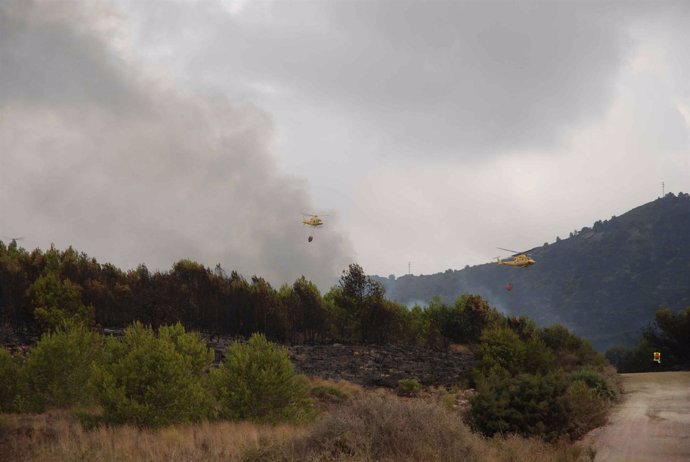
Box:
[0,240,496,347]
[605,306,690,372]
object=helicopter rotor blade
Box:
[497,247,521,254]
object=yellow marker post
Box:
[653,351,661,363]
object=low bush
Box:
[311,385,348,404]
[245,393,487,462]
[561,380,608,439]
[567,367,618,401]
[211,333,313,423]
[92,322,214,428]
[18,322,102,412]
[469,370,569,441]
[397,378,422,397]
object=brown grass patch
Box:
[0,410,306,462]
[0,382,596,462]
[449,343,474,354]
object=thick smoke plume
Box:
[0,0,354,289]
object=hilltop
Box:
[374,193,690,351]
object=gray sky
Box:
[2,0,689,288]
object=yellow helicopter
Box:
[302,214,325,228]
[496,247,536,267]
[303,214,327,242]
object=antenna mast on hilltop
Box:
[408,261,411,275]
[662,181,665,197]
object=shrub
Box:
[475,327,527,376]
[311,385,348,404]
[92,322,214,427]
[469,370,569,441]
[477,325,555,378]
[540,324,602,370]
[567,368,617,401]
[561,380,608,439]
[0,348,20,412]
[440,392,456,411]
[19,322,102,412]
[211,333,312,423]
[246,394,487,462]
[397,378,422,397]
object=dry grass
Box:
[449,343,474,354]
[0,380,596,462]
[244,393,595,462]
[0,410,306,462]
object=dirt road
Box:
[583,371,690,462]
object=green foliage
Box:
[460,295,492,343]
[423,294,497,348]
[643,307,690,368]
[540,325,602,370]
[311,386,348,404]
[29,271,95,332]
[607,306,690,372]
[19,322,102,412]
[0,347,20,412]
[561,380,608,439]
[282,276,332,342]
[606,338,664,373]
[211,333,313,423]
[470,321,618,441]
[92,322,214,428]
[475,326,553,377]
[567,368,617,401]
[469,370,568,441]
[333,263,399,342]
[400,304,430,345]
[397,378,422,397]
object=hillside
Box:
[374,193,690,351]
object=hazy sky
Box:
[2,0,689,288]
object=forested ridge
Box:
[375,192,690,351]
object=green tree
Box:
[475,327,529,376]
[211,333,312,423]
[0,347,20,412]
[540,324,602,370]
[19,322,102,412]
[284,276,332,342]
[333,263,390,342]
[29,271,95,332]
[643,307,690,368]
[459,294,491,343]
[92,322,214,427]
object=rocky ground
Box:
[201,333,475,388]
[286,343,474,388]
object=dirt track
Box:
[583,371,690,462]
